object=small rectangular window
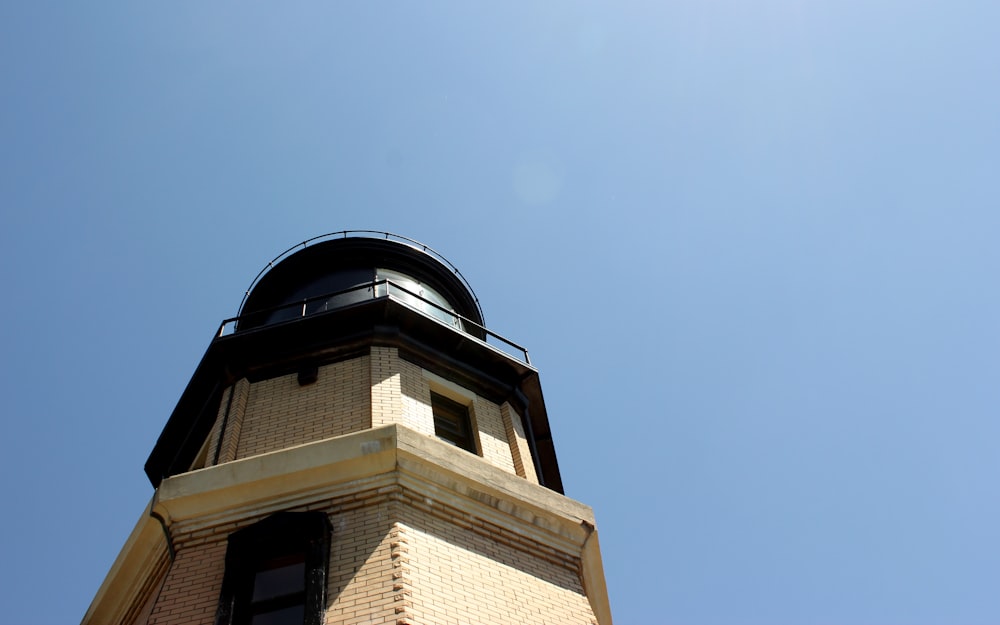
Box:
[251,554,305,619]
[431,392,476,453]
[216,512,329,625]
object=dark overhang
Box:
[145,292,563,494]
[146,233,562,493]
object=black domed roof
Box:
[237,232,484,337]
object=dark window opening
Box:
[249,553,306,625]
[216,512,330,625]
[431,392,476,453]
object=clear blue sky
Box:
[2,2,998,624]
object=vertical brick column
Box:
[371,346,404,427]
[206,378,250,467]
[217,378,248,464]
[473,396,516,474]
[501,402,539,483]
[326,495,404,624]
[146,540,226,625]
[399,358,435,436]
[390,524,414,624]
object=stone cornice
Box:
[80,499,169,625]
[155,424,592,550]
[94,425,611,625]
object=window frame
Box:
[215,511,330,625]
[431,391,477,454]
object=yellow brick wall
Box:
[398,357,435,436]
[402,518,597,625]
[146,538,226,625]
[375,347,522,478]
[205,378,250,467]
[371,346,403,428]
[196,347,533,482]
[203,387,228,467]
[325,491,407,625]
[392,489,597,625]
[143,484,596,625]
[218,378,249,463]
[501,402,539,483]
[236,356,371,459]
[472,395,517,475]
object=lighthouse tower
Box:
[84,232,611,625]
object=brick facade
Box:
[85,238,610,625]
[91,350,607,625]
[471,395,517,475]
[398,356,435,437]
[236,356,372,459]
[141,483,597,625]
[501,402,538,483]
[200,348,528,482]
[147,540,226,625]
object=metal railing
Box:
[217,278,530,365]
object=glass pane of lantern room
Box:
[376,268,462,330]
[264,267,375,325]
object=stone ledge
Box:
[156,424,593,545]
[148,424,611,625]
[81,499,169,625]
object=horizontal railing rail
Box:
[217,278,530,365]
